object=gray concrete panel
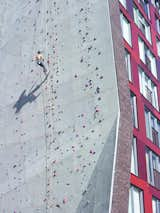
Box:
[76,119,118,213]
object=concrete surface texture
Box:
[0,0,120,212]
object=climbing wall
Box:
[0,0,120,212]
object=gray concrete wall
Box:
[0,0,121,212]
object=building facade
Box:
[0,0,132,212]
[1,0,160,212]
[119,0,160,212]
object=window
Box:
[131,137,138,176]
[133,6,151,43]
[125,49,132,81]
[146,149,160,189]
[120,13,132,46]
[156,16,160,34]
[157,37,160,56]
[138,0,150,18]
[152,0,160,14]
[119,0,126,8]
[128,186,144,213]
[145,108,160,146]
[139,68,158,109]
[130,93,138,128]
[152,197,160,213]
[138,37,157,78]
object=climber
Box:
[35,51,47,75]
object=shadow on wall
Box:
[13,74,49,113]
[76,118,118,213]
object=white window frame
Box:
[131,137,138,176]
[133,6,151,43]
[144,109,160,146]
[125,49,132,81]
[139,68,158,110]
[138,37,145,63]
[131,93,138,128]
[152,198,157,213]
[138,37,157,78]
[120,13,132,46]
[128,185,144,213]
[146,148,160,187]
[156,17,160,34]
[119,0,126,8]
[152,0,160,15]
[138,0,150,18]
[152,197,160,213]
[157,37,160,56]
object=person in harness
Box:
[35,51,47,75]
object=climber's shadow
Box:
[13,74,49,114]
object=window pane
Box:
[157,37,160,56]
[131,137,138,175]
[134,6,151,43]
[158,200,160,213]
[138,38,145,62]
[128,186,144,213]
[121,13,132,46]
[130,93,138,128]
[152,198,156,213]
[152,197,160,213]
[125,49,132,81]
[150,54,157,78]
[146,25,151,43]
[119,0,126,8]
[146,150,153,183]
[138,37,157,78]
[156,17,160,34]
[133,189,141,213]
[128,189,132,213]
[139,0,150,18]
[139,68,158,109]
[145,110,151,139]
[145,109,160,147]
[146,149,160,189]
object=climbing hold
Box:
[82,190,87,195]
[80,58,83,63]
[96,87,100,93]
[88,46,92,52]
[63,197,67,204]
